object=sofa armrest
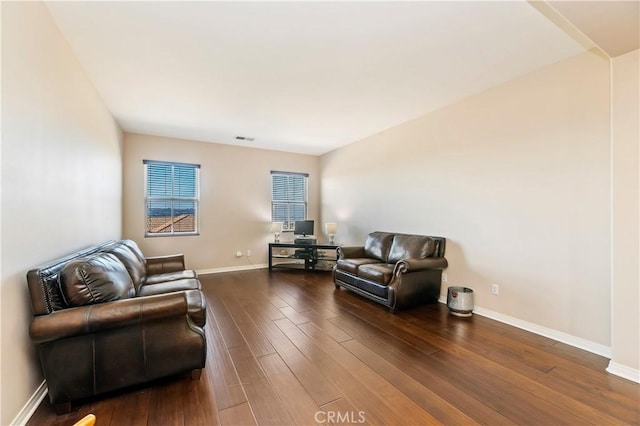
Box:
[337,246,365,259]
[146,254,185,275]
[30,290,203,343]
[396,257,448,273]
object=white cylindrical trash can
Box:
[447,286,474,317]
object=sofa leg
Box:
[191,369,202,380]
[54,401,72,415]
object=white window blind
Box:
[144,160,200,236]
[271,171,308,231]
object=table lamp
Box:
[325,222,337,244]
[271,222,283,243]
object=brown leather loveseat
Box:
[333,232,447,312]
[27,240,206,414]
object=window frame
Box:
[271,171,309,232]
[144,160,201,237]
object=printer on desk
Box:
[294,237,317,245]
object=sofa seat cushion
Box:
[59,253,135,307]
[137,278,201,297]
[145,270,197,285]
[388,234,435,263]
[357,263,395,285]
[336,258,381,275]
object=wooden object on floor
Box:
[27,270,640,426]
[72,414,95,426]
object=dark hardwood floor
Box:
[28,270,640,425]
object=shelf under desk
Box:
[268,242,339,271]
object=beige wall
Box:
[0,2,123,423]
[610,49,639,372]
[122,133,320,270]
[321,51,611,346]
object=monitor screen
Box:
[294,220,314,236]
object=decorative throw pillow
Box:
[58,252,135,307]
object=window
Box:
[144,160,200,236]
[271,171,308,231]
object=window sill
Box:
[145,232,200,238]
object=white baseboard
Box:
[437,297,611,357]
[11,380,47,426]
[197,263,268,275]
[439,297,640,383]
[606,361,640,384]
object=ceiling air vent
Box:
[235,136,255,142]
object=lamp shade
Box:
[271,222,283,233]
[325,222,337,235]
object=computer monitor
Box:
[293,220,314,236]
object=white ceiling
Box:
[46,1,588,155]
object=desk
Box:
[268,242,339,271]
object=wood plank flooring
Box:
[28,269,640,425]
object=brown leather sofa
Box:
[27,240,206,414]
[333,232,447,312]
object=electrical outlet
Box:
[442,273,448,282]
[491,283,500,295]
[236,250,242,258]
[246,250,252,257]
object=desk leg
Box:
[268,245,273,270]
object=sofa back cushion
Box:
[58,253,135,307]
[120,240,146,263]
[107,242,146,290]
[388,234,435,263]
[364,232,394,262]
[27,242,119,314]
